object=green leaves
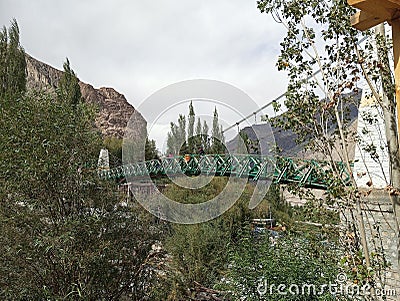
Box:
[0,87,163,299]
[257,0,363,189]
[166,103,226,156]
[0,19,26,99]
[224,232,341,301]
[56,58,82,108]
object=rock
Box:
[25,54,146,140]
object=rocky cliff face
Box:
[25,54,146,139]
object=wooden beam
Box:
[348,0,400,11]
[348,0,400,20]
[350,10,385,31]
[392,18,400,144]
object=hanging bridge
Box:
[99,154,351,190]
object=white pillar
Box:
[98,148,110,170]
[353,91,390,188]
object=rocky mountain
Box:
[25,54,146,139]
[227,92,361,161]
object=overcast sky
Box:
[1,0,288,149]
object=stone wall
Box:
[341,190,399,300]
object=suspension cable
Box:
[222,35,368,134]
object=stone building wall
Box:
[341,190,399,300]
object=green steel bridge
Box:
[99,154,351,190]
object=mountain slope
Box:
[227,92,361,161]
[25,54,146,139]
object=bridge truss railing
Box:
[99,154,351,190]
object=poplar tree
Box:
[211,107,225,154]
[177,114,187,154]
[195,117,203,154]
[0,18,26,99]
[167,122,179,155]
[145,137,159,160]
[187,101,195,153]
[57,58,82,107]
[202,120,209,153]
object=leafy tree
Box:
[257,0,400,284]
[263,184,293,227]
[238,130,260,154]
[202,120,209,153]
[155,178,253,299]
[0,75,162,300]
[0,18,26,99]
[211,107,226,154]
[166,103,226,156]
[103,136,123,168]
[164,222,229,296]
[167,122,179,155]
[187,100,196,153]
[154,178,340,300]
[195,117,202,150]
[222,232,342,301]
[166,114,187,155]
[104,136,158,167]
[57,58,82,107]
[177,114,187,154]
[145,137,159,160]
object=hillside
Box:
[25,54,146,140]
[227,91,361,161]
